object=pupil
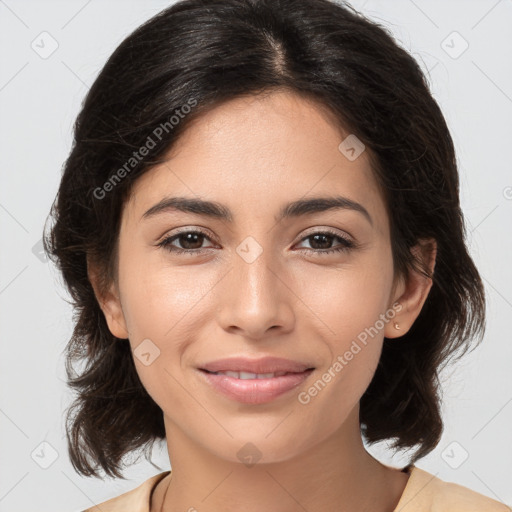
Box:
[181,233,203,249]
[311,234,332,249]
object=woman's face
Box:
[98,90,424,464]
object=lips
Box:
[199,356,315,375]
[198,366,315,404]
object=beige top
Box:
[82,465,510,512]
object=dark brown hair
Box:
[44,0,485,479]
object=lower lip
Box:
[198,369,314,404]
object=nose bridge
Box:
[237,241,277,302]
[216,236,294,337]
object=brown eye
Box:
[157,230,214,254]
[295,231,355,254]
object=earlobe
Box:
[87,260,129,340]
[385,238,437,339]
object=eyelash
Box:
[157,228,355,256]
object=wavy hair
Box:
[44,0,486,478]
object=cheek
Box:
[300,255,394,348]
[295,256,393,413]
[119,249,213,342]
[116,253,219,399]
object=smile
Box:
[198,368,315,404]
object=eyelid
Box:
[157,226,352,245]
[156,225,358,256]
[296,226,354,244]
[157,226,218,245]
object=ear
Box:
[87,258,129,339]
[384,238,437,339]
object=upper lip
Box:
[199,356,315,374]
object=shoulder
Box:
[81,471,171,512]
[394,466,511,512]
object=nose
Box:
[216,246,295,340]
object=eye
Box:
[157,229,216,255]
[294,230,355,255]
[157,228,355,256]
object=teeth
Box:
[240,371,261,379]
[212,371,289,379]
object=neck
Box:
[153,407,409,512]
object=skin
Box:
[90,90,436,512]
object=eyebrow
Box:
[141,195,373,226]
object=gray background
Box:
[1,0,511,510]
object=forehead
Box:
[123,91,388,234]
